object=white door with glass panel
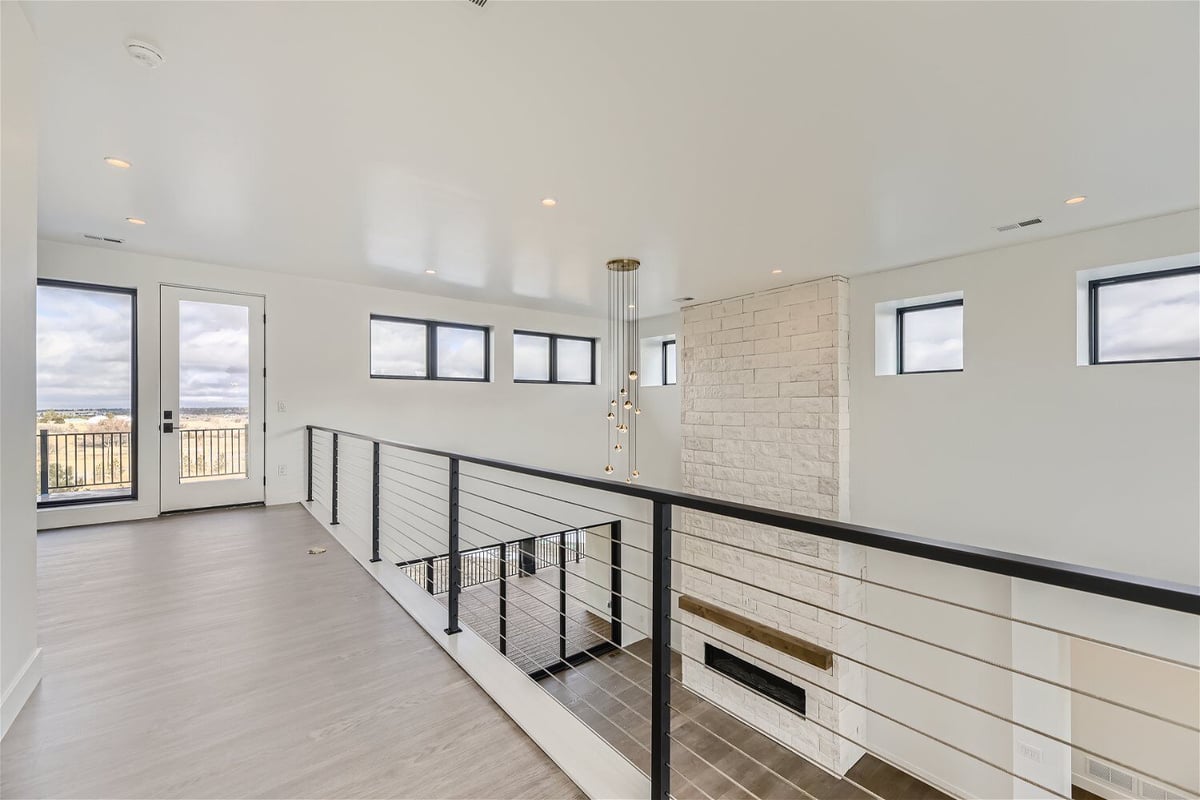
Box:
[159,286,265,512]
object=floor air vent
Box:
[1087,757,1135,793]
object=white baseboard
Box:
[868,746,973,800]
[1,647,43,739]
[305,501,649,800]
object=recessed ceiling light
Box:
[104,157,132,169]
[125,217,146,225]
[424,268,437,275]
[771,268,783,275]
[541,197,557,207]
[1064,195,1087,205]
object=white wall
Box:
[0,2,44,737]
[637,312,681,491]
[35,238,680,527]
[849,210,1200,797]
[849,209,1200,584]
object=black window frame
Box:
[896,299,964,375]
[513,330,597,385]
[662,339,677,386]
[36,278,139,509]
[370,314,491,382]
[1088,265,1200,366]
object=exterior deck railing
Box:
[36,429,132,497]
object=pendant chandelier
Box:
[605,258,641,483]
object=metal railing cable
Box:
[425,571,787,800]
[455,509,656,620]
[460,485,658,560]
[307,425,1200,800]
[462,470,651,527]
[676,556,1199,733]
[373,534,717,800]
[677,527,1199,671]
[667,609,1190,796]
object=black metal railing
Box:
[178,426,248,480]
[305,424,1200,800]
[398,529,584,596]
[36,429,132,497]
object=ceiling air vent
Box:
[996,217,1043,232]
[83,234,125,244]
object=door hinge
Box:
[263,367,267,377]
[263,476,267,486]
[262,422,267,432]
[263,313,267,324]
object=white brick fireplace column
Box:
[677,276,867,776]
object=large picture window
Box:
[513,331,596,384]
[897,299,964,374]
[1089,266,1200,364]
[370,315,490,381]
[36,279,137,507]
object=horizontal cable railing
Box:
[305,424,1200,800]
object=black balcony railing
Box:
[178,426,248,480]
[305,424,1200,800]
[36,429,132,498]
[35,425,247,503]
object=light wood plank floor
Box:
[0,504,583,800]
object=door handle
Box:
[163,409,174,434]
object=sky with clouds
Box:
[37,287,251,411]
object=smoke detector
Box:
[126,40,165,69]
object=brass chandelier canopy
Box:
[605,258,641,482]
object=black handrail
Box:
[307,425,1198,616]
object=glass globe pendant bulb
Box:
[614,443,623,451]
[634,408,642,415]
[619,387,627,396]
[632,469,640,479]
[624,400,633,410]
[625,477,632,484]
[629,370,638,381]
[611,399,617,407]
[607,412,615,420]
[604,464,614,474]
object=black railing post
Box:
[330,433,339,525]
[559,528,568,661]
[610,520,623,647]
[39,430,50,497]
[650,501,672,800]
[425,557,435,594]
[305,426,313,502]
[519,536,537,576]
[370,441,381,563]
[445,457,461,635]
[499,541,508,656]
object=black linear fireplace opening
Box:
[704,642,806,717]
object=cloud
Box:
[37,286,133,409]
[36,288,253,411]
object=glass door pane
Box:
[178,300,250,483]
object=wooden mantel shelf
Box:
[678,594,834,671]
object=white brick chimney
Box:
[678,276,867,776]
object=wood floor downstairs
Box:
[0,504,583,800]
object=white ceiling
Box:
[26,1,1200,317]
